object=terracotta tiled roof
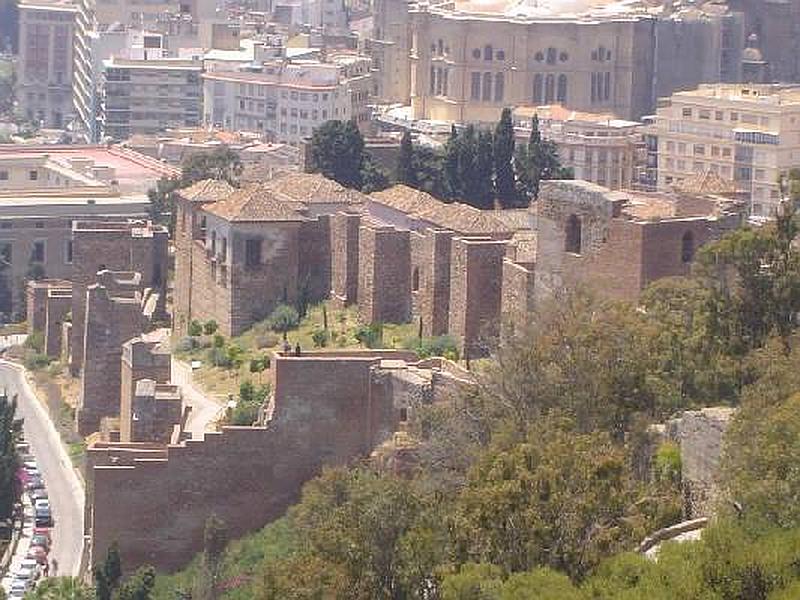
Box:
[672,171,736,196]
[203,183,306,222]
[266,172,368,205]
[178,179,236,203]
[370,185,512,236]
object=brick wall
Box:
[330,212,361,307]
[358,223,411,324]
[667,407,734,518]
[70,221,168,373]
[129,380,182,444]
[120,338,172,443]
[298,216,332,304]
[448,237,506,356]
[229,223,301,336]
[77,278,149,435]
[44,288,72,358]
[87,350,417,572]
[501,259,535,335]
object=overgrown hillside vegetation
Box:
[145,208,800,599]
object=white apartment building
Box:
[100,55,203,140]
[203,54,372,144]
[17,0,77,128]
[513,105,644,191]
[652,84,800,217]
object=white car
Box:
[14,566,36,582]
[8,579,30,596]
[19,558,40,576]
[23,460,37,471]
[34,499,50,511]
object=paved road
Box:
[171,358,225,439]
[0,361,85,577]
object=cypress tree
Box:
[458,125,478,205]
[396,129,415,186]
[494,108,517,207]
[443,125,461,199]
[474,129,495,209]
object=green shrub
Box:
[175,336,198,352]
[208,347,231,368]
[24,352,51,371]
[212,334,225,348]
[355,323,383,349]
[311,328,329,348]
[267,304,300,340]
[228,381,270,425]
[654,441,681,484]
[188,320,203,337]
[203,320,219,335]
[24,331,44,353]
[403,334,459,359]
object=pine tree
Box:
[494,108,517,207]
[396,130,415,186]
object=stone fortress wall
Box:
[85,350,473,572]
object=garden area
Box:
[173,301,460,402]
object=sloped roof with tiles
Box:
[370,185,512,236]
[203,183,307,222]
[178,179,237,203]
[265,172,368,205]
[672,171,737,197]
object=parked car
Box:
[34,506,52,527]
[33,499,50,511]
[26,544,48,564]
[29,488,48,502]
[26,476,44,491]
[8,578,30,597]
[33,526,51,540]
[30,533,50,551]
[19,558,41,575]
[23,460,37,472]
[14,564,38,582]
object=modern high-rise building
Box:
[651,83,800,217]
[17,0,76,128]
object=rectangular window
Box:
[715,111,724,121]
[245,239,261,266]
[699,110,711,120]
[682,107,692,118]
[693,144,705,156]
[470,72,481,101]
[31,241,45,263]
[0,171,7,180]
[0,242,11,265]
[29,170,38,181]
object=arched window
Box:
[435,68,443,95]
[429,66,436,94]
[494,72,504,102]
[484,44,493,61]
[557,74,568,103]
[442,69,449,96]
[412,266,420,291]
[546,47,557,64]
[544,74,555,103]
[437,39,444,55]
[533,74,543,103]
[565,214,581,254]
[681,231,694,263]
[482,72,492,101]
